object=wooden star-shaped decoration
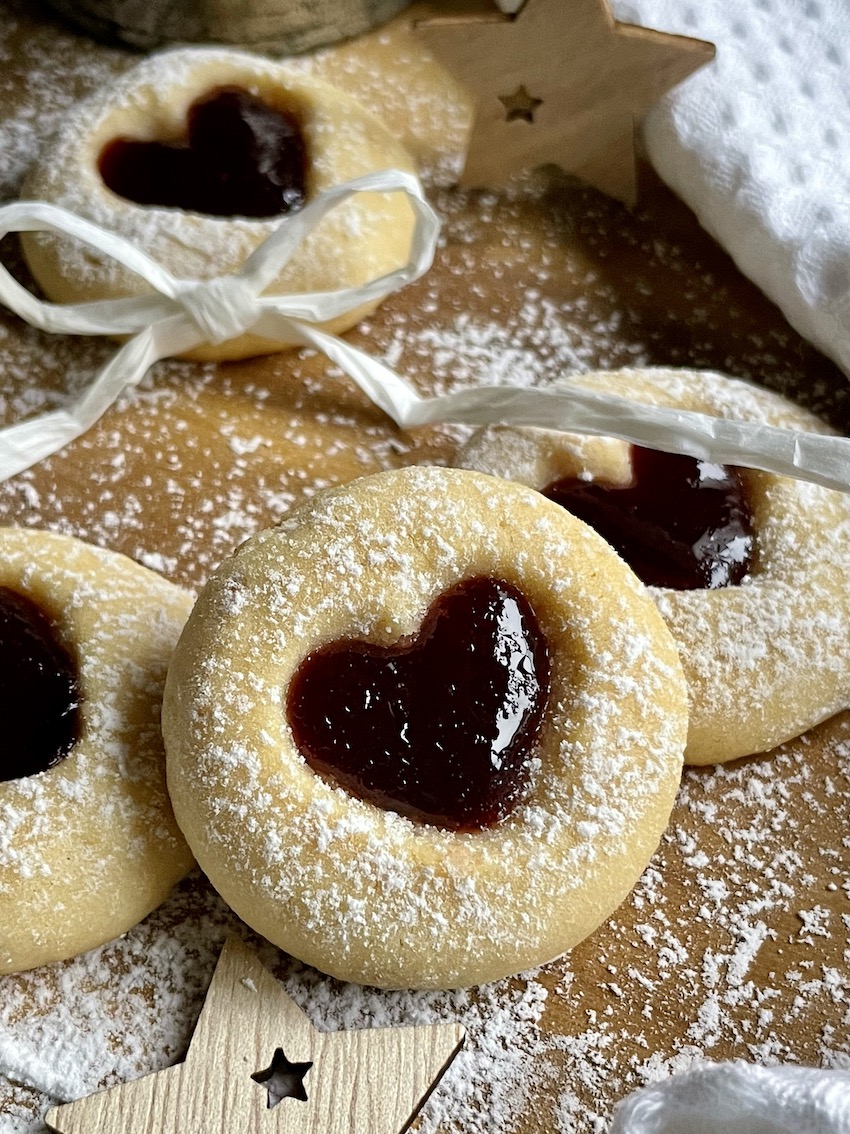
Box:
[45,939,465,1134]
[416,0,715,204]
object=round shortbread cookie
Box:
[0,528,195,974]
[163,466,687,989]
[457,367,850,765]
[20,47,418,361]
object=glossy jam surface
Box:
[287,577,550,831]
[99,86,307,218]
[543,446,754,590]
[0,587,80,782]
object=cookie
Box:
[163,466,687,989]
[0,529,195,974]
[20,47,419,361]
[457,367,850,764]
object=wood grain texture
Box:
[416,0,715,203]
[44,939,464,1134]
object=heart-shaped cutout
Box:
[286,576,550,831]
[543,445,754,590]
[0,587,79,782]
[98,85,307,219]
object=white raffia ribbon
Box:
[2,168,850,491]
[0,169,439,480]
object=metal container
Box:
[45,0,413,53]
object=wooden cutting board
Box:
[0,4,848,1133]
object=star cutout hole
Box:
[252,1047,313,1108]
[498,84,543,123]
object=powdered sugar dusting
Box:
[19,44,417,330]
[3,717,849,1134]
[0,4,847,1132]
[0,529,194,975]
[457,367,850,764]
[0,11,125,201]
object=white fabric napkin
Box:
[609,1061,850,1133]
[609,0,850,380]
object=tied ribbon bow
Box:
[0,168,850,491]
[0,169,439,480]
[174,277,261,345]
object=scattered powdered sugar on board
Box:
[0,4,847,1133]
[1,719,848,1134]
[0,8,127,201]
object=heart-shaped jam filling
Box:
[286,577,550,831]
[543,445,754,590]
[0,587,80,782]
[99,85,307,219]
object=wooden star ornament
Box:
[45,939,465,1134]
[416,0,715,204]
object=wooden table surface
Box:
[0,4,848,1133]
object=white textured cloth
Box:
[610,0,850,379]
[609,1061,850,1133]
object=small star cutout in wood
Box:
[499,84,543,122]
[45,939,465,1134]
[416,0,715,204]
[252,1047,313,1106]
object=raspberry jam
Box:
[543,445,754,590]
[0,587,80,782]
[287,577,550,831]
[99,85,307,218]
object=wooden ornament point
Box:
[416,0,715,205]
[45,939,465,1134]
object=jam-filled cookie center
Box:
[98,85,308,219]
[286,576,550,832]
[0,586,80,782]
[543,445,754,590]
